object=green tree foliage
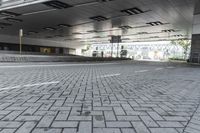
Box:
[171,39,191,60]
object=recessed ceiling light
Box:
[43,0,73,9]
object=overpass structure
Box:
[0,0,199,62]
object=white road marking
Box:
[0,63,118,68]
[155,68,164,71]
[135,70,149,73]
[0,81,59,91]
[99,73,121,78]
[166,66,175,69]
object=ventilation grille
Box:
[162,29,175,32]
[43,27,56,31]
[90,16,108,21]
[43,0,73,9]
[146,21,163,26]
[119,25,132,29]
[121,7,144,15]
[0,22,12,26]
[5,18,22,23]
[0,11,20,18]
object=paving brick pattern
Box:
[0,62,199,133]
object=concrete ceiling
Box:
[0,0,196,44]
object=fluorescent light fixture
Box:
[43,0,73,9]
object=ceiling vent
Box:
[87,30,98,33]
[5,18,23,23]
[90,16,108,21]
[0,11,20,18]
[162,29,175,32]
[119,25,132,29]
[43,27,56,31]
[58,24,72,27]
[27,31,38,35]
[0,22,12,26]
[98,0,115,2]
[43,0,73,9]
[146,21,163,26]
[137,32,148,34]
[150,36,159,38]
[121,7,144,15]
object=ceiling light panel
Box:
[43,0,73,9]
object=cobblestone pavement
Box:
[0,61,199,133]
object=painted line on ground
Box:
[135,70,149,73]
[155,68,164,71]
[99,73,121,78]
[0,63,119,68]
[166,66,175,69]
[0,81,60,91]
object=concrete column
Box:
[191,0,200,63]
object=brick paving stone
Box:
[93,128,121,133]
[51,121,78,127]
[0,129,16,133]
[131,121,150,133]
[150,128,179,133]
[0,121,22,128]
[0,62,199,133]
[32,128,62,133]
[37,115,55,127]
[106,121,132,128]
[15,122,36,133]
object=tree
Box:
[171,39,191,60]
